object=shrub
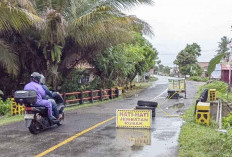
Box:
[189,76,209,82]
[148,76,158,82]
[0,98,11,116]
[198,81,228,94]
[61,69,102,93]
[223,113,232,129]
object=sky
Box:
[127,0,232,66]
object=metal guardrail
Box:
[62,88,120,106]
[62,83,136,105]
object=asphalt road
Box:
[0,76,203,157]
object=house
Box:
[198,62,221,79]
[198,62,209,77]
[75,63,95,83]
[221,63,232,84]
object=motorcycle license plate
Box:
[24,114,34,119]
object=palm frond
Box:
[41,9,66,45]
[207,53,225,76]
[85,0,154,11]
[0,40,19,76]
[0,3,43,33]
[68,11,152,49]
[16,0,37,14]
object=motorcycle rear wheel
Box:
[29,120,41,134]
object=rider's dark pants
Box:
[49,99,59,118]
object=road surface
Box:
[0,76,203,157]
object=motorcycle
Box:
[14,90,65,134]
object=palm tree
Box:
[208,36,231,76]
[217,36,231,54]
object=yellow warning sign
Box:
[116,109,152,128]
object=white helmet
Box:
[31,72,41,83]
[40,74,45,85]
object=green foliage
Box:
[92,32,158,88]
[0,40,19,76]
[0,1,35,33]
[0,98,11,116]
[155,64,170,75]
[198,81,228,101]
[61,69,101,92]
[148,76,158,82]
[217,36,231,55]
[223,113,232,129]
[162,66,170,75]
[174,43,202,76]
[208,80,229,101]
[189,76,209,82]
[126,32,157,76]
[207,53,225,76]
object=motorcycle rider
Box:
[40,74,62,119]
[24,72,57,121]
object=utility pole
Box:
[228,43,232,94]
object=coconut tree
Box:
[208,36,231,76]
[33,0,154,69]
[217,36,231,55]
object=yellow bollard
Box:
[11,98,24,116]
[196,102,210,126]
[208,89,216,101]
[11,98,17,116]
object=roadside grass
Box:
[0,82,152,126]
[0,115,24,126]
[179,81,232,157]
[65,97,122,111]
[123,82,151,98]
[149,77,158,82]
[179,106,232,157]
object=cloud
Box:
[127,0,232,66]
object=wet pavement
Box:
[0,76,204,157]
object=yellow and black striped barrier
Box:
[11,98,24,116]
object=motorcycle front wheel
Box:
[57,113,64,126]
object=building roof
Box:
[221,64,232,70]
[198,62,209,68]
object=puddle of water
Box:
[116,128,151,147]
[113,117,183,157]
[168,103,184,109]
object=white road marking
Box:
[150,88,168,101]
